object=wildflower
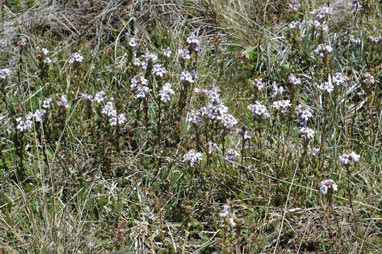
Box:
[338,151,360,165]
[152,64,167,77]
[205,87,221,103]
[300,127,315,140]
[251,78,265,90]
[317,81,334,93]
[131,75,148,88]
[183,149,203,166]
[288,0,301,11]
[272,100,291,114]
[159,83,175,102]
[248,101,270,119]
[94,91,106,103]
[180,71,194,83]
[0,68,11,79]
[220,113,238,129]
[69,52,83,64]
[16,112,33,132]
[162,47,171,57]
[349,35,360,44]
[271,85,285,97]
[187,110,203,125]
[320,179,338,195]
[135,85,151,99]
[19,37,27,46]
[41,48,49,55]
[178,48,191,60]
[363,72,375,84]
[332,73,347,86]
[57,94,70,109]
[102,101,116,117]
[225,149,240,161]
[314,44,332,58]
[308,19,328,32]
[186,34,201,52]
[312,147,319,157]
[42,98,52,109]
[311,6,333,20]
[288,75,301,85]
[128,37,138,47]
[368,35,382,43]
[207,141,218,154]
[109,113,126,126]
[219,205,230,217]
[44,57,52,64]
[34,109,46,123]
[229,216,236,227]
[288,20,300,29]
[142,52,158,62]
[81,93,93,101]
[350,0,362,13]
[296,104,313,126]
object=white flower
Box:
[180,71,194,83]
[296,104,313,125]
[69,52,83,64]
[102,101,116,117]
[338,151,360,165]
[162,47,171,57]
[244,131,252,140]
[109,113,126,126]
[0,68,11,79]
[332,73,347,86]
[288,75,301,85]
[219,205,230,217]
[159,83,175,102]
[229,216,236,227]
[81,93,93,101]
[128,37,138,47]
[142,52,158,62]
[288,0,301,11]
[183,149,203,166]
[314,44,332,58]
[300,127,315,140]
[187,110,203,125]
[94,91,106,103]
[251,78,265,90]
[311,6,333,20]
[44,57,52,64]
[131,75,148,88]
[57,94,70,109]
[152,64,167,77]
[16,112,33,132]
[41,48,49,55]
[135,85,151,99]
[320,179,338,195]
[42,98,52,109]
[34,109,46,123]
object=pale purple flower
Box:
[128,37,138,47]
[159,83,175,102]
[57,94,70,109]
[135,85,151,99]
[41,48,49,55]
[109,113,126,126]
[363,72,375,84]
[229,216,236,227]
[308,19,328,32]
[311,6,333,20]
[225,149,239,161]
[300,127,315,140]
[296,104,313,126]
[288,0,301,11]
[207,141,218,154]
[102,102,116,117]
[180,71,194,83]
[312,147,319,157]
[338,151,360,165]
[131,75,148,88]
[69,52,83,64]
[152,64,167,77]
[187,110,203,125]
[142,52,158,62]
[186,34,201,52]
[44,57,52,64]
[349,35,360,44]
[19,37,27,46]
[248,101,270,119]
[34,109,46,123]
[320,179,338,195]
[314,44,332,58]
[220,113,238,129]
[251,78,265,90]
[271,85,285,97]
[219,205,230,217]
[350,0,362,13]
[183,149,203,166]
[94,91,106,103]
[81,93,93,101]
[178,48,191,60]
[289,21,300,29]
[369,35,382,43]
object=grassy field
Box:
[1,0,382,253]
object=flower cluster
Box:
[300,127,315,140]
[272,100,291,114]
[16,113,34,132]
[69,52,84,64]
[314,44,332,58]
[288,75,301,85]
[251,78,265,90]
[320,179,338,195]
[295,104,313,126]
[288,0,301,11]
[248,101,270,119]
[219,205,236,227]
[159,83,175,102]
[131,75,151,98]
[183,149,203,166]
[338,151,360,165]
[0,68,11,79]
[317,81,334,93]
[101,101,126,126]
